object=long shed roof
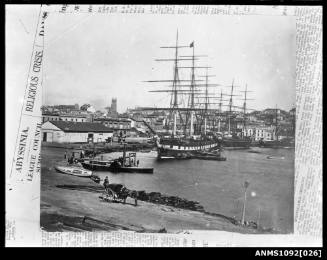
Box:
[49,121,113,133]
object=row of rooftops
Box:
[42,113,138,122]
[42,113,89,118]
[94,117,131,123]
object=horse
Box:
[105,184,138,205]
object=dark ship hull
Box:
[222,137,252,149]
[156,137,223,160]
[81,161,154,174]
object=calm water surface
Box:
[95,148,294,233]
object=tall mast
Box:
[242,84,249,138]
[146,32,216,137]
[197,69,216,135]
[190,41,195,136]
[172,30,179,137]
[190,41,195,109]
[224,79,243,136]
[183,42,212,136]
[172,30,179,109]
[275,104,279,141]
[228,79,234,135]
[237,85,254,138]
[204,67,209,135]
[218,90,224,132]
[219,90,223,114]
[150,30,191,137]
[145,30,197,136]
[243,84,247,132]
[205,67,209,113]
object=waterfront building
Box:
[243,126,275,141]
[41,121,113,143]
[42,104,82,114]
[94,117,131,129]
[42,113,90,123]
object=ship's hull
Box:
[222,138,252,148]
[156,138,222,159]
[81,162,153,174]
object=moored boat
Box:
[156,136,223,160]
[81,160,154,174]
[157,155,192,161]
[55,165,93,177]
[145,33,227,161]
[81,159,113,171]
[222,136,252,148]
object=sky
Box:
[43,12,296,113]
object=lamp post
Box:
[257,207,261,228]
[241,180,250,225]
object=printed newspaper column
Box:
[6,7,46,246]
[294,6,322,239]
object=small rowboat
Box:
[55,165,93,177]
[158,156,178,160]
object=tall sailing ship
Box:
[145,32,224,160]
[145,32,294,152]
[221,83,253,148]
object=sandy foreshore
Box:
[41,146,273,234]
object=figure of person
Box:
[68,155,74,165]
[118,157,123,165]
[137,160,139,167]
[103,176,110,192]
[64,151,67,159]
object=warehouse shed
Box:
[42,121,113,143]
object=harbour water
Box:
[95,148,294,233]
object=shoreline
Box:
[41,178,273,234]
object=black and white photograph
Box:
[38,11,297,235]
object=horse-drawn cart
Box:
[99,183,137,205]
